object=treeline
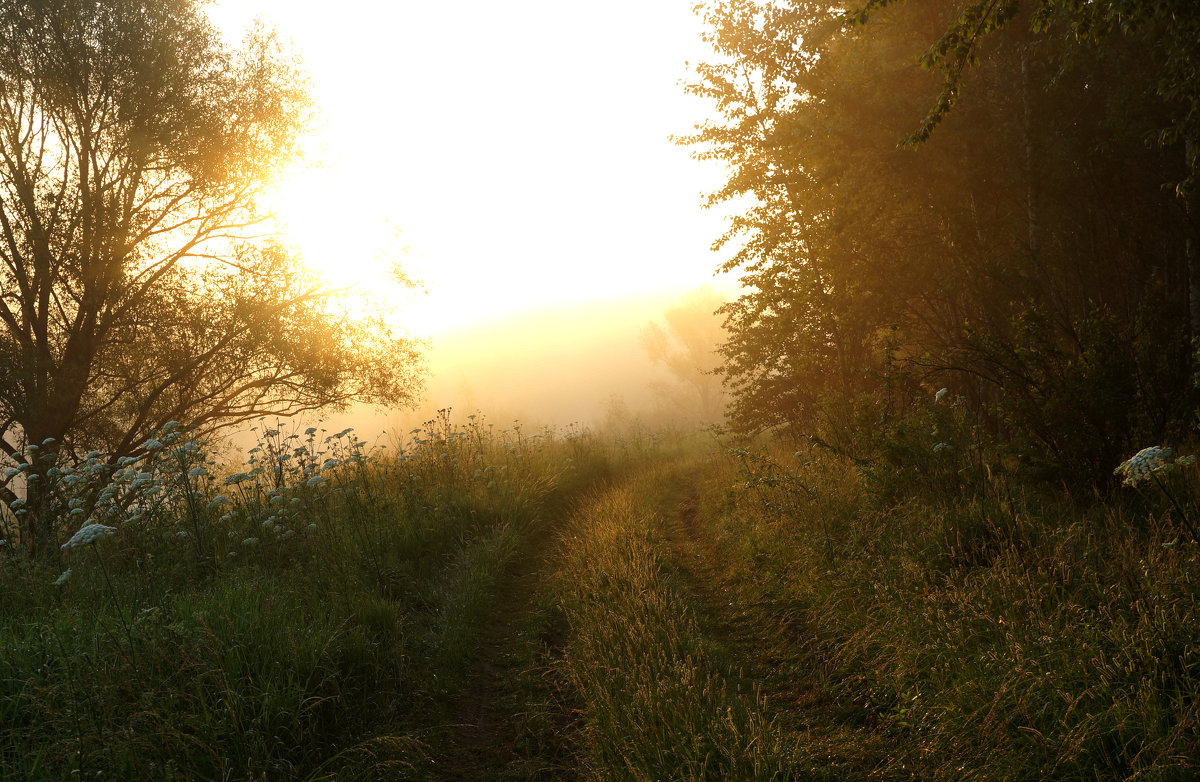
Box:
[684,0,1200,483]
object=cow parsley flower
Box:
[1114,446,1174,487]
[54,569,71,586]
[61,523,117,549]
[935,387,949,403]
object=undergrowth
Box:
[701,391,1200,779]
[0,412,622,780]
[4,393,1196,780]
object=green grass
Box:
[0,415,619,780]
[3,411,1198,780]
[692,432,1200,780]
[549,461,805,779]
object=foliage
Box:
[846,0,1200,189]
[0,0,421,554]
[681,0,1195,483]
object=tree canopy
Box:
[683,0,1197,481]
[0,0,421,552]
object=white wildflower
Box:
[1115,446,1174,487]
[305,475,324,487]
[224,472,253,485]
[242,537,259,547]
[933,442,952,454]
[53,569,71,586]
[935,387,949,403]
[187,467,207,478]
[62,523,116,548]
[142,439,164,450]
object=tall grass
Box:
[0,413,613,779]
[699,395,1200,779]
[550,461,806,779]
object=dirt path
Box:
[666,482,844,734]
[434,515,577,780]
[664,478,890,772]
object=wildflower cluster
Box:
[1,419,368,560]
[61,523,117,549]
[1114,446,1195,487]
[211,421,371,555]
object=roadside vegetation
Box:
[3,403,1198,779]
[0,412,620,779]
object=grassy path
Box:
[433,510,578,780]
[664,477,889,778]
[546,462,812,779]
[425,456,885,779]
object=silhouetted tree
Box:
[683,0,1194,481]
[0,0,421,554]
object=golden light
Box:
[212,0,740,342]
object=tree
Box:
[641,288,728,424]
[0,0,421,554]
[683,0,1194,480]
[844,0,1200,179]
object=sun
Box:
[265,148,426,329]
[217,0,738,340]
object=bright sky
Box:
[211,0,737,338]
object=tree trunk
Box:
[1021,51,1040,261]
[1187,139,1200,343]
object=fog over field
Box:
[301,288,730,447]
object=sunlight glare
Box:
[213,0,738,339]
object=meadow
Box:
[2,404,1197,780]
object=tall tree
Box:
[684,0,1193,480]
[0,0,421,553]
